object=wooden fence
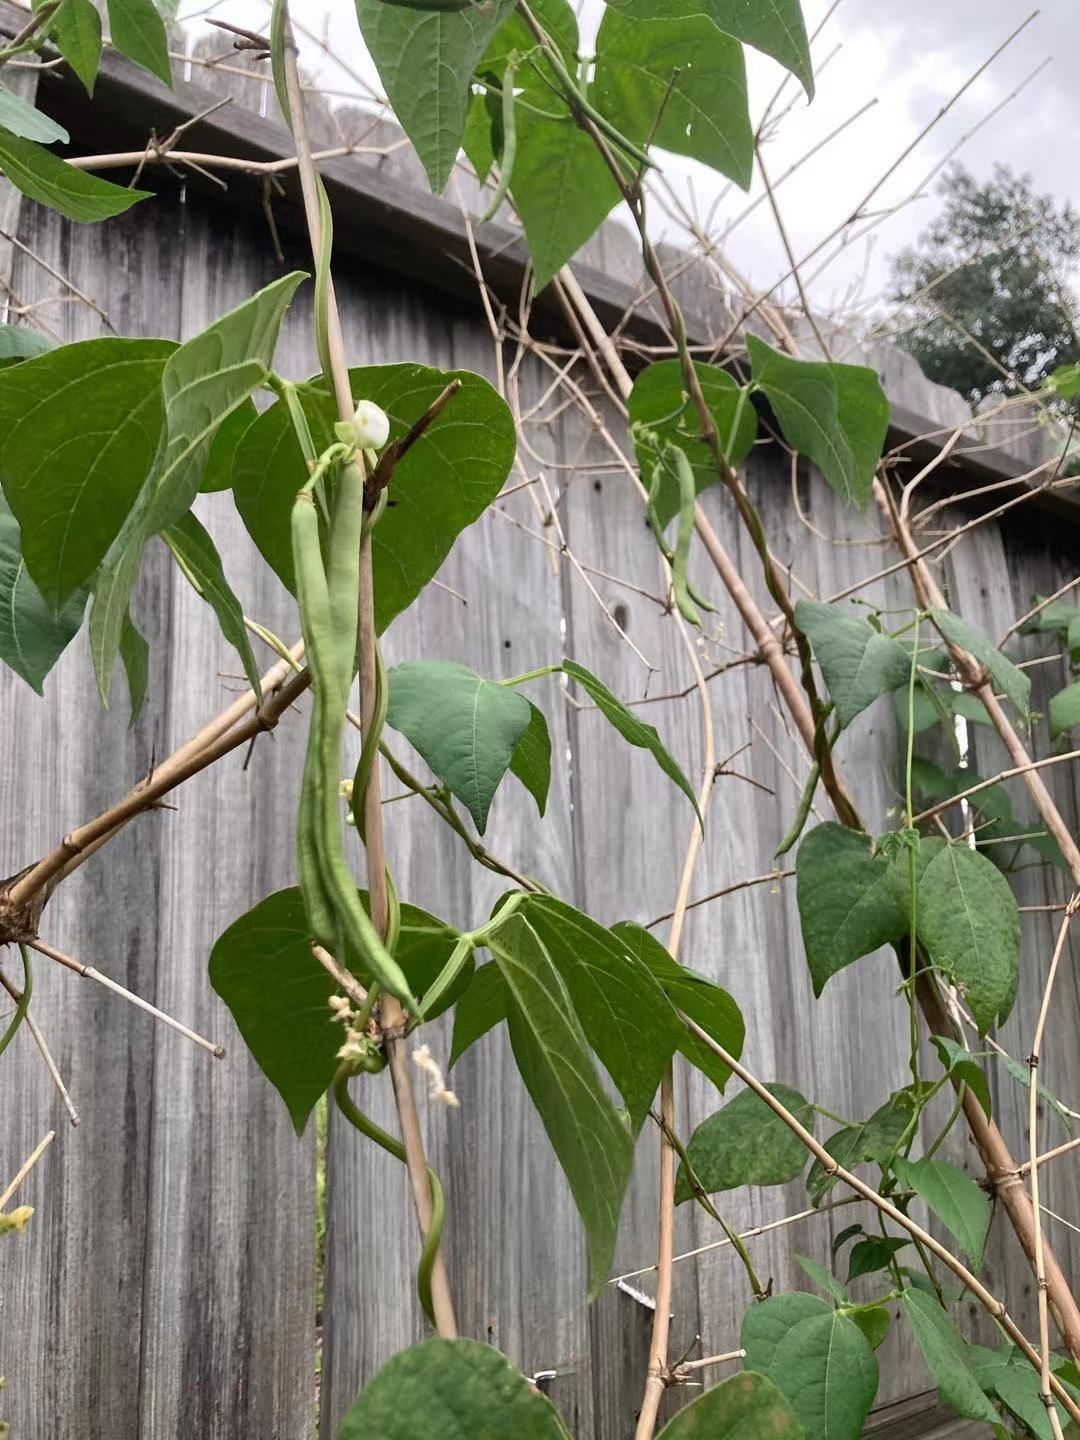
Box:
[1,16,1079,1439]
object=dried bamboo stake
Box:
[1028,900,1079,1440]
[0,1130,55,1211]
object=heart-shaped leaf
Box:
[893,1155,990,1269]
[676,1083,814,1201]
[797,601,912,728]
[654,1371,804,1439]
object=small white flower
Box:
[351,400,390,450]
[337,1028,365,1062]
[328,994,354,1024]
[412,1043,460,1108]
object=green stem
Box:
[0,946,32,1059]
[499,664,563,687]
[905,615,921,1092]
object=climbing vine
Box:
[2,0,1080,1437]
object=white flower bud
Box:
[351,400,390,450]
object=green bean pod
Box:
[480,56,519,225]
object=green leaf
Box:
[352,0,515,193]
[914,840,1019,1033]
[603,0,814,99]
[449,963,508,1068]
[846,1306,891,1350]
[233,363,515,634]
[612,920,745,1094]
[0,337,173,609]
[106,0,171,85]
[0,325,55,362]
[336,1337,572,1440]
[0,490,86,694]
[90,272,305,700]
[1050,681,1080,740]
[796,601,912,728]
[510,104,622,292]
[796,1254,849,1304]
[807,1089,917,1205]
[675,1083,814,1202]
[386,661,532,834]
[487,913,634,1296]
[162,512,262,699]
[199,397,257,493]
[995,1360,1074,1440]
[118,609,148,723]
[0,85,68,144]
[901,1289,1003,1427]
[747,336,889,508]
[931,1036,992,1120]
[210,888,464,1134]
[745,1302,879,1440]
[0,131,150,221]
[846,1237,908,1282]
[742,1292,833,1371]
[44,0,102,95]
[628,360,756,527]
[893,1156,989,1269]
[508,700,551,816]
[931,608,1031,722]
[795,824,908,997]
[654,1371,805,1440]
[519,895,682,1131]
[563,658,700,824]
[594,11,751,185]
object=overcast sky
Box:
[178,0,1075,315]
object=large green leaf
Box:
[612,920,745,1093]
[449,963,508,1068]
[510,104,622,291]
[1049,681,1080,740]
[594,11,751,185]
[654,1371,804,1440]
[352,0,515,193]
[914,840,1019,1033]
[89,272,305,700]
[767,1311,879,1440]
[487,913,634,1296]
[563,658,700,823]
[209,887,465,1134]
[892,1156,990,1269]
[0,325,55,362]
[747,336,889,508]
[742,1291,833,1374]
[0,85,67,144]
[806,1088,916,1205]
[796,824,908,997]
[0,131,150,221]
[901,1289,1003,1427]
[0,338,173,609]
[995,1359,1074,1440]
[386,661,532,834]
[107,0,171,85]
[199,397,257,494]
[675,1082,814,1202]
[628,360,756,527]
[162,511,262,699]
[232,363,515,634]
[519,895,682,1131]
[796,601,912,728]
[508,701,551,816]
[336,1337,571,1440]
[43,0,102,95]
[603,0,814,98]
[0,490,86,694]
[931,608,1031,722]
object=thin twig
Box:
[0,1130,55,1211]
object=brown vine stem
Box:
[1028,899,1079,1440]
[281,9,457,1340]
[680,1013,1080,1429]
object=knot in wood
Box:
[0,868,45,946]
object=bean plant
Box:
[1,0,1080,1437]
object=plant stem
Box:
[280,5,457,1339]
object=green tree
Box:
[889,164,1080,401]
